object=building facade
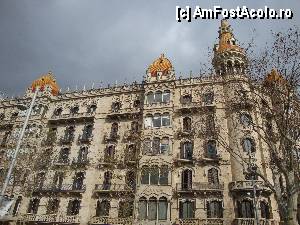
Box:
[0,20,280,225]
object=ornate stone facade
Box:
[0,20,280,225]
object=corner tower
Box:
[212,20,247,76]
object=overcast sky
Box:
[0,0,299,97]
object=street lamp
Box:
[0,90,39,208]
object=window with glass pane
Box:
[159,166,169,185]
[208,168,219,185]
[144,116,153,128]
[154,91,162,103]
[148,198,157,220]
[240,113,252,127]
[242,138,255,153]
[260,201,270,219]
[203,92,214,105]
[182,142,193,160]
[143,139,152,154]
[153,114,161,127]
[158,197,168,220]
[207,201,223,218]
[238,200,254,218]
[147,92,154,104]
[138,198,147,219]
[152,138,160,154]
[160,137,169,154]
[182,95,192,104]
[162,114,170,126]
[207,140,217,158]
[179,200,194,219]
[96,200,110,217]
[141,167,150,184]
[150,167,159,185]
[119,201,133,218]
[162,91,170,103]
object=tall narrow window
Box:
[179,200,195,219]
[141,166,150,185]
[203,92,214,105]
[158,197,168,220]
[103,171,112,190]
[162,113,170,126]
[208,168,219,185]
[53,172,64,189]
[27,198,40,214]
[78,147,88,162]
[118,201,133,218]
[47,198,60,214]
[181,95,192,104]
[153,114,161,127]
[59,148,70,163]
[150,166,159,185]
[138,198,147,219]
[160,137,169,154]
[238,200,254,218]
[159,166,169,185]
[144,115,153,128]
[182,170,192,190]
[111,123,118,136]
[183,117,192,132]
[207,201,223,218]
[73,172,84,190]
[67,199,81,215]
[181,142,193,160]
[148,197,157,220]
[242,138,255,153]
[152,137,160,154]
[207,140,217,159]
[96,200,110,217]
[12,196,22,216]
[162,90,170,103]
[105,145,115,159]
[146,92,154,104]
[260,201,270,219]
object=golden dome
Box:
[31,71,59,96]
[217,20,243,53]
[148,54,173,77]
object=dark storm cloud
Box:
[0,0,299,96]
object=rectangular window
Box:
[150,167,159,185]
[153,116,161,128]
[160,138,169,154]
[141,168,150,184]
[162,92,170,103]
[148,200,157,220]
[180,201,195,219]
[152,138,160,154]
[144,117,153,128]
[138,200,147,219]
[159,166,169,185]
[154,92,162,103]
[162,115,170,126]
[147,93,154,104]
[158,200,168,220]
[203,92,214,105]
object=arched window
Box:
[111,122,118,134]
[208,168,219,185]
[70,106,79,115]
[153,113,161,127]
[181,142,193,160]
[105,145,115,159]
[242,138,256,153]
[240,113,252,127]
[146,92,154,104]
[182,169,192,190]
[78,146,88,162]
[73,172,84,190]
[96,200,110,217]
[143,138,152,154]
[158,197,168,220]
[152,137,160,154]
[119,200,133,218]
[144,114,153,128]
[238,200,254,218]
[138,197,147,219]
[53,172,64,188]
[203,92,214,105]
[103,171,112,190]
[260,201,270,219]
[160,137,169,154]
[162,90,170,103]
[141,166,150,184]
[207,140,217,159]
[154,91,162,103]
[159,166,169,185]
[27,198,40,214]
[148,197,157,220]
[207,201,223,218]
[179,200,195,219]
[162,113,170,126]
[54,108,62,116]
[183,117,192,132]
[150,166,159,185]
[181,94,192,104]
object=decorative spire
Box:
[212,20,247,76]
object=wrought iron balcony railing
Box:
[78,134,93,143]
[234,218,276,225]
[60,135,74,144]
[176,182,224,192]
[21,214,80,223]
[50,112,95,120]
[177,218,224,225]
[72,158,89,166]
[90,216,133,225]
[229,181,271,193]
[94,183,134,193]
[33,184,86,193]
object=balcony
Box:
[60,135,74,145]
[104,132,120,142]
[234,218,276,225]
[93,183,134,194]
[178,102,215,113]
[90,216,133,224]
[124,130,140,141]
[72,158,89,167]
[177,218,223,225]
[78,134,93,143]
[53,158,70,166]
[49,112,95,123]
[21,214,80,223]
[229,181,271,194]
[175,153,194,165]
[176,182,224,193]
[177,128,195,139]
[107,108,141,119]
[33,184,86,193]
